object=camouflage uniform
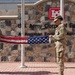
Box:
[53,23,67,75]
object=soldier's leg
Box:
[56,46,64,75]
[58,51,64,75]
[56,48,59,63]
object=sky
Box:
[0,0,39,3]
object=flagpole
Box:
[60,0,64,19]
[20,0,26,68]
[59,0,64,75]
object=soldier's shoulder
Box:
[59,23,64,28]
[59,23,64,26]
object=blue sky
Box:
[0,0,39,3]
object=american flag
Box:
[0,35,51,44]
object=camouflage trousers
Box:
[55,43,65,75]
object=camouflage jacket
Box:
[53,23,67,45]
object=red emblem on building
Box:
[48,7,60,20]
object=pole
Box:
[20,0,26,68]
[60,0,64,19]
[59,0,64,75]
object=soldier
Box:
[49,15,67,75]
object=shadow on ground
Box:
[0,71,58,75]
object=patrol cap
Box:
[53,15,63,22]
